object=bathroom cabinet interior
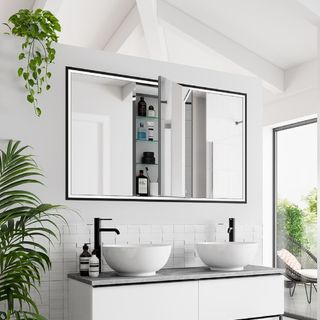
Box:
[133,92,160,196]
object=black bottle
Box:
[138,97,147,116]
[136,170,149,196]
[79,243,91,276]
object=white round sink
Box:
[196,242,258,271]
[102,244,171,277]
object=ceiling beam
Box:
[104,5,140,52]
[33,0,64,15]
[136,0,168,61]
[158,0,284,93]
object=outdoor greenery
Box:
[0,140,65,320]
[277,199,306,246]
[277,188,317,252]
[303,187,317,224]
[3,9,61,116]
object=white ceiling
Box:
[165,0,317,69]
[57,0,135,49]
[0,0,318,95]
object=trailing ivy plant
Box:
[0,140,66,319]
[4,9,61,116]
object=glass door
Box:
[273,119,317,319]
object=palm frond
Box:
[0,140,66,319]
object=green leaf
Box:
[27,94,34,103]
[53,22,61,32]
[18,52,25,60]
[35,107,42,117]
[23,72,29,81]
[18,67,23,77]
[46,84,51,91]
[28,79,35,87]
[46,72,51,78]
[29,60,36,71]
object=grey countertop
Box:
[68,265,283,287]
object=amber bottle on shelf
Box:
[137,97,147,116]
[136,170,149,196]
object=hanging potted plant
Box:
[0,140,66,319]
[3,9,61,116]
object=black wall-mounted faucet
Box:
[227,218,235,242]
[94,218,120,273]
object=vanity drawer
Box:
[93,281,198,320]
[70,279,198,320]
[199,275,284,320]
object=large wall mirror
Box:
[66,67,247,202]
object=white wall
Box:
[0,35,263,224]
[264,88,318,127]
[0,35,263,319]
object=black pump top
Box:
[83,243,90,251]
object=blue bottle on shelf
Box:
[137,122,147,140]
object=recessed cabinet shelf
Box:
[136,163,158,166]
[136,116,158,120]
[136,139,158,143]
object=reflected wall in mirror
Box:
[67,67,246,202]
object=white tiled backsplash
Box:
[1,223,262,320]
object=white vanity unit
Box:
[68,266,284,320]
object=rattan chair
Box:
[277,236,317,304]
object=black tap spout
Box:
[99,228,120,235]
[228,218,235,242]
[94,218,120,273]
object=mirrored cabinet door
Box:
[159,76,187,198]
[67,67,246,202]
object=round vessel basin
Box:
[102,244,171,277]
[196,242,258,271]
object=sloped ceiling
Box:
[0,0,318,95]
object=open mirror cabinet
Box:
[66,67,247,202]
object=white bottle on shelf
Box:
[88,250,100,278]
[147,121,154,141]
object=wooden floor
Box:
[284,283,317,320]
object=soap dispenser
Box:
[79,243,91,276]
[89,249,100,278]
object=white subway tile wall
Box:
[0,223,262,320]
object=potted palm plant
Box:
[0,140,65,319]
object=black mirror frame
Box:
[66,66,247,203]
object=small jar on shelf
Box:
[147,105,155,117]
